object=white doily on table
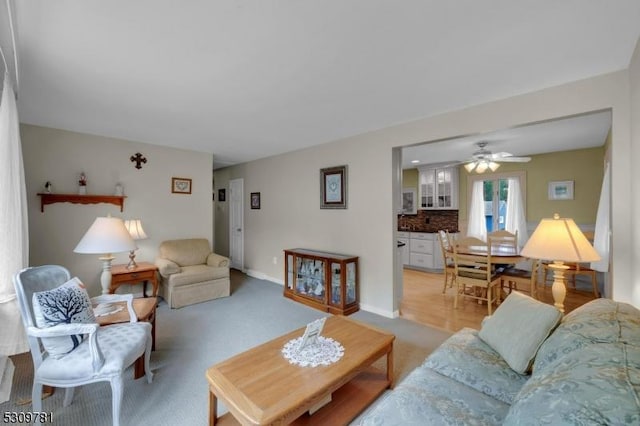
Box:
[282,336,345,367]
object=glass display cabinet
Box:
[284,248,359,315]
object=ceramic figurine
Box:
[44,181,52,193]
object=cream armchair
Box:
[155,238,230,308]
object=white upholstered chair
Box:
[13,265,153,426]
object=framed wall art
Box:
[171,177,192,194]
[218,188,226,202]
[320,165,347,209]
[251,192,261,209]
[548,180,574,200]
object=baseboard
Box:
[359,303,397,319]
[246,269,284,285]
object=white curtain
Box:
[591,162,610,272]
[505,178,529,247]
[0,72,29,356]
[467,180,487,241]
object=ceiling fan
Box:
[462,142,531,173]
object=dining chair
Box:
[453,239,502,315]
[13,265,153,426]
[500,258,540,299]
[487,229,518,249]
[437,230,456,293]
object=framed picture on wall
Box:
[171,177,192,194]
[548,180,574,200]
[251,192,261,209]
[218,188,226,202]
[320,165,347,209]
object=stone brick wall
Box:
[398,210,458,233]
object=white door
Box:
[229,178,244,271]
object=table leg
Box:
[209,390,218,426]
[142,280,147,297]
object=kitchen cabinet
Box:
[397,231,410,265]
[418,166,459,210]
[406,232,444,270]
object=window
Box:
[467,171,526,237]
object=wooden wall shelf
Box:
[37,193,126,212]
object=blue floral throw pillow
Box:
[32,277,96,359]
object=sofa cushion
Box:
[533,298,640,373]
[423,327,528,404]
[166,264,229,287]
[479,291,561,374]
[504,299,640,425]
[159,239,211,266]
[353,366,510,425]
[504,342,640,425]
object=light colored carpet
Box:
[0,270,452,426]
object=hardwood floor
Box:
[400,268,598,333]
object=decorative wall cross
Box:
[130,152,147,169]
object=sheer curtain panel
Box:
[467,180,487,241]
[505,178,528,247]
[0,72,29,357]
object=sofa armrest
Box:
[207,253,230,267]
[155,257,181,277]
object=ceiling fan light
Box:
[476,161,488,173]
[488,161,500,171]
[464,162,477,172]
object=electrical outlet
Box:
[272,256,278,265]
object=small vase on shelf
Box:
[78,186,87,195]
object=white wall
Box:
[630,36,640,307]
[21,125,213,296]
[216,67,636,317]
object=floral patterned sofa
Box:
[353,296,640,425]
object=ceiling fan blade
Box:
[496,156,531,163]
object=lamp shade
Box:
[521,214,600,262]
[74,216,137,254]
[124,219,148,240]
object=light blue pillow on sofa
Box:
[479,291,562,374]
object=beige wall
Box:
[631,37,640,306]
[456,146,605,225]
[216,68,635,316]
[402,168,418,189]
[21,125,213,296]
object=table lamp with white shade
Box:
[74,216,137,295]
[521,213,600,313]
[124,219,148,269]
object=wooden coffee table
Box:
[96,297,157,379]
[205,315,394,425]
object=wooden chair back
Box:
[487,229,518,249]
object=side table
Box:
[110,262,159,297]
[96,297,157,379]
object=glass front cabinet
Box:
[284,248,359,315]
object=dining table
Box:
[452,243,526,265]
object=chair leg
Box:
[487,286,493,315]
[110,376,124,426]
[454,282,460,309]
[63,387,75,407]
[442,271,449,294]
[144,333,154,384]
[31,382,43,412]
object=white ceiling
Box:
[401,109,612,168]
[4,1,640,169]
